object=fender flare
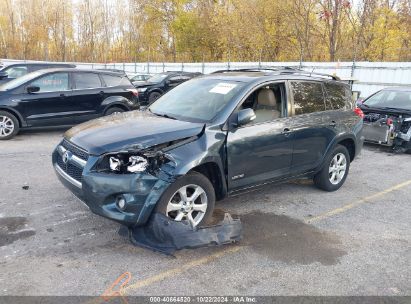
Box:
[316,133,357,172]
[101,96,131,113]
[173,155,228,199]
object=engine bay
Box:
[363,111,411,152]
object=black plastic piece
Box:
[119,213,242,255]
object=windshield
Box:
[364,90,411,111]
[147,73,168,84]
[0,70,43,91]
[148,78,246,122]
[131,75,148,81]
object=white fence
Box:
[2,59,411,98]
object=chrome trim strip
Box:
[54,164,82,189]
[72,155,87,167]
[57,145,87,167]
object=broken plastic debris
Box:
[119,212,242,255]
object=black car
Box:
[358,87,411,152]
[133,71,201,104]
[0,62,75,85]
[53,68,364,228]
[0,68,139,140]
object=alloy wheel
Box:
[0,115,14,137]
[329,153,347,185]
[166,184,208,227]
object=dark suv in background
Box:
[0,62,75,85]
[0,68,139,139]
[53,68,364,228]
[133,71,201,104]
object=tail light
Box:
[127,89,138,97]
[353,107,364,118]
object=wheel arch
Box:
[0,106,25,127]
[101,96,130,114]
[337,137,355,162]
[187,161,227,201]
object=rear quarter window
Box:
[324,82,351,109]
[291,81,326,115]
[101,74,124,87]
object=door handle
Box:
[60,93,66,98]
[329,121,337,127]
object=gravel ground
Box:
[0,129,410,296]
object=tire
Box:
[148,91,162,102]
[105,107,125,116]
[313,144,350,192]
[155,171,215,227]
[0,111,19,140]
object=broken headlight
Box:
[108,154,148,173]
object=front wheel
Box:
[313,145,350,192]
[155,172,215,227]
[148,92,162,102]
[0,111,19,140]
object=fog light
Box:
[116,196,126,210]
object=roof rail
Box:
[211,66,340,81]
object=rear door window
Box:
[101,74,122,87]
[73,72,102,89]
[324,82,351,109]
[291,81,326,115]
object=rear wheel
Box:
[0,111,19,140]
[155,172,215,227]
[105,107,125,116]
[313,145,350,191]
[148,92,162,102]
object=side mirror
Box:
[27,85,40,94]
[356,98,364,106]
[0,71,8,80]
[237,108,256,127]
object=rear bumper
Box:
[52,148,171,226]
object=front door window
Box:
[30,73,69,92]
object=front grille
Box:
[57,153,83,182]
[61,139,89,161]
[56,139,89,183]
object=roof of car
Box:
[5,62,75,67]
[32,68,127,76]
[204,68,344,84]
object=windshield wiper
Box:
[148,109,177,120]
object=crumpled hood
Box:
[65,111,204,155]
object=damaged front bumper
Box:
[363,112,411,151]
[52,147,171,227]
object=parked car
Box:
[134,71,202,104]
[53,68,363,228]
[129,73,152,83]
[358,87,411,152]
[0,68,139,140]
[0,62,75,85]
